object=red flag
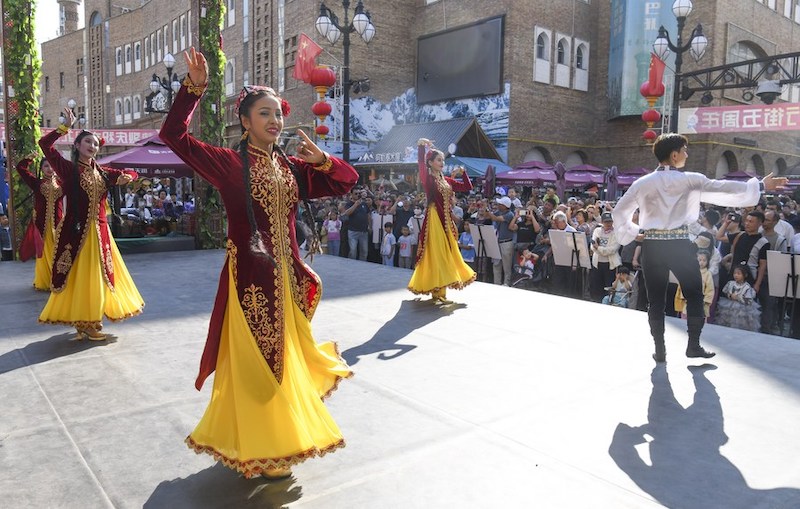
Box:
[293,33,323,84]
[644,53,666,97]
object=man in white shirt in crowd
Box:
[613,133,786,363]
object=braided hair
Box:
[425,148,445,206]
[235,88,319,262]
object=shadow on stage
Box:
[342,298,466,366]
[145,463,302,509]
[0,332,118,375]
[609,364,800,509]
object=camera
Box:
[519,209,527,216]
[728,212,741,223]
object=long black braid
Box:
[274,144,322,256]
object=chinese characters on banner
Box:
[0,125,158,146]
[678,103,800,134]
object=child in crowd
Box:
[381,222,396,266]
[602,266,632,308]
[323,210,342,257]
[398,225,414,269]
[715,265,761,332]
[675,250,715,320]
[458,221,476,269]
[518,248,539,272]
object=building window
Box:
[59,72,65,89]
[45,76,50,91]
[116,47,123,76]
[576,46,584,69]
[134,42,142,72]
[537,33,549,61]
[225,60,235,96]
[557,40,566,64]
[145,38,150,68]
[172,20,178,54]
[227,0,236,27]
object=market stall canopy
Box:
[722,171,756,181]
[444,155,511,178]
[97,135,194,178]
[617,167,651,187]
[495,162,557,186]
[355,117,502,171]
[564,164,606,186]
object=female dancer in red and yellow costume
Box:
[38,108,144,340]
[15,155,63,290]
[160,48,358,479]
[408,139,476,303]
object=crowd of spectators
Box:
[116,178,195,237]
[303,180,800,338]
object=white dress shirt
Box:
[612,166,761,246]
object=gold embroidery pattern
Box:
[312,153,333,173]
[244,145,300,383]
[226,239,239,284]
[56,245,73,274]
[182,76,207,96]
[434,175,457,241]
[41,177,63,230]
[241,283,283,382]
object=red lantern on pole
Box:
[309,65,337,100]
[311,100,332,121]
[315,125,330,138]
[643,129,658,142]
[641,109,661,127]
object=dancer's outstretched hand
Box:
[183,47,208,85]
[294,129,326,165]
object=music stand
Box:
[550,229,591,298]
[470,223,501,283]
[766,250,800,336]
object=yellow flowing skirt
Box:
[33,223,55,291]
[39,223,144,329]
[408,206,476,295]
[186,261,352,478]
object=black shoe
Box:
[686,345,716,358]
[652,351,666,363]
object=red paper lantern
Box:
[315,125,330,138]
[311,100,332,121]
[641,109,661,125]
[310,66,337,99]
[643,129,658,142]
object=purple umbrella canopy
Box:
[97,135,194,178]
[495,161,557,186]
[722,171,757,181]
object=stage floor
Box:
[1,251,799,508]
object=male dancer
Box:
[613,133,785,362]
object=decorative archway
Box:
[773,158,787,175]
[745,155,765,176]
[565,151,587,168]
[523,147,553,164]
[715,151,737,178]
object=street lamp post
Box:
[145,53,182,114]
[652,0,708,133]
[315,0,375,163]
[58,98,87,128]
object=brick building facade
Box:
[37,0,800,177]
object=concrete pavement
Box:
[1,250,799,508]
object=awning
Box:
[445,156,511,178]
[495,167,558,185]
[564,167,606,185]
[722,171,757,181]
[97,135,194,178]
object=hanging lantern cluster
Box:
[640,53,667,143]
[309,65,336,138]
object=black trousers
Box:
[641,239,704,341]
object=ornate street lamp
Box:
[653,0,708,133]
[145,53,182,114]
[315,0,375,163]
[58,98,87,127]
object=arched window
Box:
[90,11,102,26]
[116,100,122,115]
[116,48,122,65]
[126,46,132,63]
[225,61,235,96]
[536,33,549,61]
[135,43,141,60]
[728,41,767,64]
[134,97,141,113]
[557,40,566,64]
[125,98,132,115]
[576,45,585,69]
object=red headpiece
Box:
[234,85,291,117]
